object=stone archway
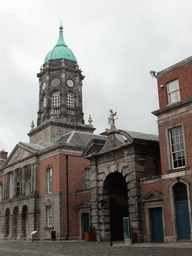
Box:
[5,208,10,238]
[21,205,28,238]
[12,207,19,238]
[103,171,128,241]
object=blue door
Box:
[151,208,164,242]
[82,213,89,233]
[174,182,190,240]
[175,201,190,239]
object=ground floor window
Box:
[47,206,53,227]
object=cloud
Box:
[1,0,192,154]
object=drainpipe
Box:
[66,155,69,240]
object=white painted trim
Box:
[162,169,192,179]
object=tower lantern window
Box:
[52,91,60,108]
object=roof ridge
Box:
[66,130,75,143]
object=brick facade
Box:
[150,56,192,242]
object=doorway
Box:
[21,205,28,238]
[150,207,164,242]
[13,207,18,238]
[82,213,89,238]
[174,182,190,239]
[5,208,10,237]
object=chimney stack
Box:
[0,150,8,160]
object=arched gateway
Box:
[103,172,128,240]
[4,208,10,238]
[83,127,160,242]
[21,205,28,238]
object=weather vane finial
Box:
[59,19,63,31]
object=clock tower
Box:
[28,25,95,145]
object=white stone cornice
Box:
[162,169,192,180]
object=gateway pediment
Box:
[77,200,91,209]
[141,190,163,202]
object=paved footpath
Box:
[0,240,192,256]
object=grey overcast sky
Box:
[1,0,192,155]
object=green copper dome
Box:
[44,25,77,64]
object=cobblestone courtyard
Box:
[0,241,192,256]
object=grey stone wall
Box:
[88,142,158,242]
[0,196,36,240]
[37,193,61,240]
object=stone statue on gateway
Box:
[108,109,117,131]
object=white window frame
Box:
[67,92,74,108]
[85,168,90,189]
[47,168,52,194]
[167,79,180,104]
[46,206,53,227]
[67,92,75,115]
[52,91,60,108]
[168,125,186,169]
[16,182,22,196]
[43,96,46,108]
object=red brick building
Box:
[145,56,192,243]
[1,24,192,243]
[83,56,192,243]
[0,25,105,240]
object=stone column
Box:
[90,158,100,241]
[22,167,26,195]
[30,164,34,193]
[127,162,143,243]
[13,170,17,197]
[17,213,22,239]
[7,173,10,199]
[33,163,37,192]
[4,174,7,199]
[10,214,15,239]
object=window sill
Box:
[167,166,189,173]
[43,226,54,230]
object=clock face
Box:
[67,79,74,88]
[51,78,60,87]
[42,82,46,90]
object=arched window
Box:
[67,92,75,115]
[67,92,74,108]
[52,91,60,114]
[43,96,46,108]
[52,91,60,108]
[174,182,187,201]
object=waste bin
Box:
[51,231,56,240]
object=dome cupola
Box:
[44,25,77,64]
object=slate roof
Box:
[52,131,106,147]
[122,130,159,142]
[19,142,46,152]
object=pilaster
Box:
[22,167,26,195]
[13,171,17,197]
[31,164,34,193]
